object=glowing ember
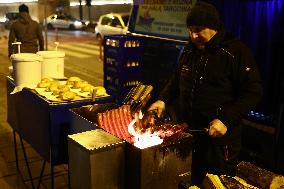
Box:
[128,111,163,149]
[133,133,163,149]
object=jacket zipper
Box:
[189,55,208,113]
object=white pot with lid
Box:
[37,50,65,79]
[10,53,43,87]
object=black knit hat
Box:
[19,4,29,13]
[186,1,221,31]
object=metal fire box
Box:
[125,139,192,189]
[68,129,125,189]
[69,103,118,134]
[70,104,192,189]
[69,105,99,134]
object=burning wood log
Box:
[123,82,143,104]
[188,186,200,189]
[202,174,259,189]
[122,83,154,112]
[236,161,284,189]
[202,173,227,189]
[219,175,246,189]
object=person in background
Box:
[8,4,44,56]
[148,1,262,186]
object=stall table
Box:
[6,76,112,189]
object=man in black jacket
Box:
[148,1,262,185]
[8,4,44,56]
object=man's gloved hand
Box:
[208,119,227,138]
[148,100,165,117]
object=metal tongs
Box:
[187,128,209,133]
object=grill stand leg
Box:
[49,145,54,189]
[36,160,46,189]
[13,130,19,171]
[68,163,71,189]
[19,135,35,189]
[51,163,54,189]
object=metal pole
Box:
[79,0,83,20]
[44,0,48,50]
[99,38,103,62]
[88,6,91,24]
[55,28,58,41]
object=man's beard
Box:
[192,38,206,46]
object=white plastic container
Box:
[11,53,43,87]
[37,51,65,79]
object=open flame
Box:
[128,111,163,149]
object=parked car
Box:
[95,13,129,41]
[45,13,85,30]
[4,12,18,29]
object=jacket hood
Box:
[205,29,238,49]
[18,12,31,24]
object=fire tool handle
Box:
[188,128,209,133]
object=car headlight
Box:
[74,21,82,26]
[0,17,7,22]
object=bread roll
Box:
[37,78,52,88]
[67,76,81,85]
[59,91,76,101]
[52,85,70,95]
[41,78,52,82]
[68,76,81,82]
[45,81,61,92]
[92,86,107,96]
[37,81,51,88]
[81,84,95,93]
[73,81,88,89]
